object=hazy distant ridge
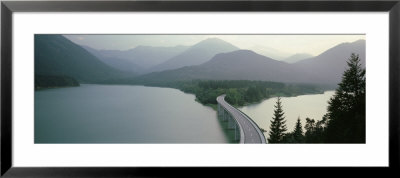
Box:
[134,39,365,85]
[82,45,189,74]
[283,53,314,63]
[293,39,365,84]
[148,38,240,72]
[35,35,133,82]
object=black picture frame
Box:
[1,0,399,177]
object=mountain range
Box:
[133,39,365,85]
[293,39,365,84]
[148,38,240,73]
[35,35,365,86]
[35,35,132,83]
[134,50,302,83]
[284,53,314,63]
[82,45,189,73]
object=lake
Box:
[35,84,335,143]
[239,91,335,140]
[35,84,228,143]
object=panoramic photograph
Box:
[34,34,365,144]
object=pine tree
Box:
[292,117,304,143]
[268,97,287,143]
[304,117,316,143]
[325,53,366,143]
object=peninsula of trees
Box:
[128,80,323,109]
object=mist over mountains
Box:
[35,35,133,83]
[250,45,292,61]
[135,50,309,83]
[293,39,365,84]
[133,39,365,85]
[148,38,239,72]
[35,35,365,86]
[82,45,189,74]
[284,53,314,63]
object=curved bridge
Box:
[217,95,267,144]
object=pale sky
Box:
[64,34,365,56]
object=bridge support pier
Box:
[218,103,241,142]
[234,123,239,141]
[223,110,228,122]
[228,116,234,129]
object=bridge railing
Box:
[217,98,244,143]
[236,108,267,144]
[217,94,267,144]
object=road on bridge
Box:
[217,95,267,144]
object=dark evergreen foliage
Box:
[304,117,327,143]
[282,117,305,143]
[292,118,304,142]
[268,97,287,143]
[120,79,322,107]
[35,75,79,90]
[324,53,366,143]
[280,53,365,143]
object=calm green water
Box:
[239,91,335,140]
[35,84,228,143]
